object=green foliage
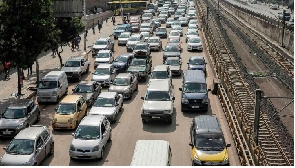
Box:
[0,0,57,67]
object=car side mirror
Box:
[72,88,75,91]
[187,62,189,64]
[36,147,42,153]
[72,133,75,136]
[189,142,194,147]
[179,88,182,91]
[3,147,7,151]
[172,97,175,100]
[207,89,211,92]
[141,97,144,100]
[226,144,231,147]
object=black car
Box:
[156,27,168,38]
[163,43,181,63]
[112,54,134,73]
[72,81,102,106]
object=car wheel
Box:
[36,112,41,123]
[55,96,59,104]
[49,142,54,156]
[77,75,81,82]
[99,148,104,160]
[107,132,112,142]
[142,119,147,124]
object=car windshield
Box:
[134,45,147,50]
[183,83,206,93]
[188,13,195,16]
[187,31,198,35]
[93,97,115,107]
[6,139,35,155]
[129,37,140,41]
[75,125,100,140]
[131,59,146,66]
[131,23,139,27]
[94,68,110,75]
[141,33,150,37]
[96,53,110,58]
[172,22,181,26]
[56,103,76,114]
[165,59,180,65]
[73,84,93,93]
[142,14,151,17]
[169,39,180,43]
[145,91,171,101]
[148,39,159,43]
[188,26,198,29]
[95,40,107,45]
[141,25,150,28]
[172,27,182,30]
[119,34,130,38]
[167,18,174,22]
[151,71,168,79]
[116,27,126,30]
[2,108,26,119]
[190,21,198,24]
[189,58,205,65]
[165,46,179,52]
[170,32,179,36]
[64,60,80,67]
[195,133,226,150]
[38,81,57,89]
[189,38,201,43]
[158,28,166,32]
[179,18,187,21]
[113,78,130,86]
[114,56,128,62]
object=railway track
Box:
[195,0,294,166]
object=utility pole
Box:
[83,0,87,51]
[206,7,209,30]
[36,59,39,87]
[253,89,262,144]
[281,10,286,48]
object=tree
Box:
[52,17,85,67]
[0,0,57,95]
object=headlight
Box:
[142,110,149,114]
[52,118,57,123]
[202,98,208,103]
[68,118,74,124]
[221,158,229,165]
[181,98,189,103]
[124,88,130,93]
[194,155,201,164]
[69,144,75,151]
[52,91,57,96]
[73,71,79,74]
[164,110,170,114]
[16,122,25,130]
[92,145,100,152]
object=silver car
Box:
[72,81,102,107]
[89,92,123,123]
[109,73,139,99]
[94,50,114,68]
[91,64,116,87]
[166,18,175,28]
[118,32,132,46]
[185,30,199,43]
[1,125,54,166]
[140,31,152,42]
[69,115,111,160]
[187,36,203,51]
[147,37,162,51]
[126,34,144,52]
[164,57,182,76]
[171,26,183,36]
[140,23,153,34]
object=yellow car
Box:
[189,115,231,166]
[52,95,87,130]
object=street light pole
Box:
[84,0,87,51]
[281,10,286,48]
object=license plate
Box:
[79,153,86,156]
[152,116,160,119]
[3,130,12,134]
[58,124,67,127]
[192,106,199,108]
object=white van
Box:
[37,71,68,103]
[130,140,172,166]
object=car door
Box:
[29,102,38,123]
[35,136,46,165]
[100,120,108,146]
[26,105,34,125]
[40,130,51,156]
[79,98,87,120]
[104,117,111,141]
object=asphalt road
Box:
[0,13,241,166]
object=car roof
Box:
[98,50,111,53]
[98,92,117,98]
[80,115,104,126]
[170,30,180,33]
[61,95,82,103]
[153,65,169,71]
[148,79,170,91]
[8,99,32,108]
[14,125,47,140]
[77,81,97,85]
[189,56,204,60]
[188,35,200,39]
[131,34,141,37]
[115,73,132,78]
[166,43,179,47]
[96,64,112,68]
[149,37,160,40]
[68,56,84,61]
[193,115,222,134]
[118,53,134,58]
[121,32,131,35]
[97,37,109,41]
[166,57,180,60]
[183,70,206,83]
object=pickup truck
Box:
[61,56,90,81]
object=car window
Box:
[195,133,226,150]
[164,45,179,52]
[151,71,169,79]
[36,137,44,149]
[115,56,128,62]
[113,77,129,86]
[93,97,115,107]
[56,103,76,114]
[75,125,100,139]
[73,84,93,93]
[64,60,80,67]
[2,108,26,119]
[94,68,110,75]
[183,83,207,93]
[96,52,110,58]
[189,58,205,65]
[145,91,171,101]
[41,130,50,142]
[6,139,34,155]
[38,81,57,89]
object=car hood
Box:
[169,65,181,71]
[156,31,166,34]
[72,93,93,101]
[189,64,205,70]
[118,38,129,41]
[71,138,101,149]
[163,52,181,57]
[109,85,130,92]
[0,118,26,128]
[142,101,173,111]
[89,107,116,115]
[61,67,81,72]
[114,30,125,33]
[182,92,207,99]
[92,75,110,81]
[93,45,107,49]
[1,154,33,166]
[54,113,75,123]
[196,148,228,162]
[188,42,202,46]
[127,66,146,72]
[95,58,110,62]
[149,43,160,46]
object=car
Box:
[160,10,170,18]
[140,31,152,42]
[166,18,175,28]
[188,9,196,14]
[150,65,172,85]
[1,125,54,166]
[174,12,183,19]
[168,7,175,15]
[151,18,161,28]
[113,24,132,39]
[186,30,199,43]
[188,19,198,27]
[131,23,140,32]
[187,13,196,20]
[270,4,279,10]
[141,13,153,21]
[148,36,162,51]
[169,30,181,39]
[140,23,153,34]
[61,56,91,81]
[69,115,112,160]
[0,99,40,137]
[94,50,114,68]
[133,42,151,57]
[187,56,207,75]
[140,79,175,124]
[171,26,183,36]
[89,92,123,123]
[168,37,182,52]
[130,16,141,24]
[109,73,139,99]
[126,34,144,52]
[118,32,132,46]
[92,37,114,56]
[163,43,181,63]
[91,64,116,87]
[278,12,291,21]
[148,8,156,16]
[171,21,181,28]
[52,95,87,130]
[190,115,231,166]
[127,58,152,82]
[187,24,198,32]
[179,17,189,27]
[156,27,168,38]
[158,14,167,24]
[112,53,134,73]
[72,81,102,107]
[164,57,182,76]
[187,36,203,51]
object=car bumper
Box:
[150,45,160,50]
[141,113,172,122]
[187,46,203,51]
[181,103,208,111]
[118,41,127,45]
[69,150,102,160]
[171,70,181,76]
[37,95,58,103]
[0,129,20,137]
[52,122,76,130]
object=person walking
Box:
[106,17,108,25]
[112,16,116,25]
[71,38,75,51]
[92,23,95,34]
[4,61,10,80]
[75,35,81,49]
[98,20,102,33]
[27,63,33,75]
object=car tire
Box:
[99,148,104,160]
[142,119,147,124]
[55,96,59,104]
[49,142,54,156]
[135,84,138,91]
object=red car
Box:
[129,16,140,24]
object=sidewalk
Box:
[0,15,123,110]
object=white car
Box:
[140,31,152,42]
[169,30,181,39]
[187,24,198,32]
[186,30,199,43]
[166,18,175,28]
[118,32,131,46]
[94,50,114,68]
[171,26,183,36]
[188,19,198,28]
[187,36,203,51]
[126,34,144,52]
[187,13,196,20]
[148,37,162,51]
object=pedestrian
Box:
[112,16,116,25]
[71,38,75,51]
[92,23,95,34]
[19,68,24,87]
[75,35,81,49]
[106,17,108,25]
[4,61,10,80]
[98,21,102,33]
[27,63,33,75]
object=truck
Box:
[61,56,90,81]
